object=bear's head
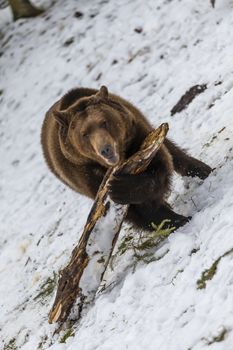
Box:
[54,86,134,167]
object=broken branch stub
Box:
[49,123,169,324]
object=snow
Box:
[1,0,233,349]
[80,194,127,297]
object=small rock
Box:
[63,37,74,47]
[134,27,143,34]
[74,11,84,18]
[89,12,98,18]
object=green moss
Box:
[197,247,233,290]
[34,272,57,301]
[117,235,134,255]
[206,328,227,345]
[114,219,175,267]
[4,338,16,350]
[133,251,157,264]
[59,328,75,343]
[197,259,220,289]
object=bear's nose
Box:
[100,144,113,159]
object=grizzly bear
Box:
[41,86,212,231]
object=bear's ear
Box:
[96,85,109,100]
[53,110,70,128]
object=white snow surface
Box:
[1,0,233,349]
[80,195,127,297]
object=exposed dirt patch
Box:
[171,84,207,116]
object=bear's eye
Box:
[82,132,89,138]
[100,120,107,129]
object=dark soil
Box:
[170,84,207,116]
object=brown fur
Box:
[41,86,212,230]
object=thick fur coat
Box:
[41,86,211,230]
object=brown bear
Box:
[41,86,212,231]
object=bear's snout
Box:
[100,144,119,165]
[100,144,113,158]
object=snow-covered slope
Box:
[1,0,233,349]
